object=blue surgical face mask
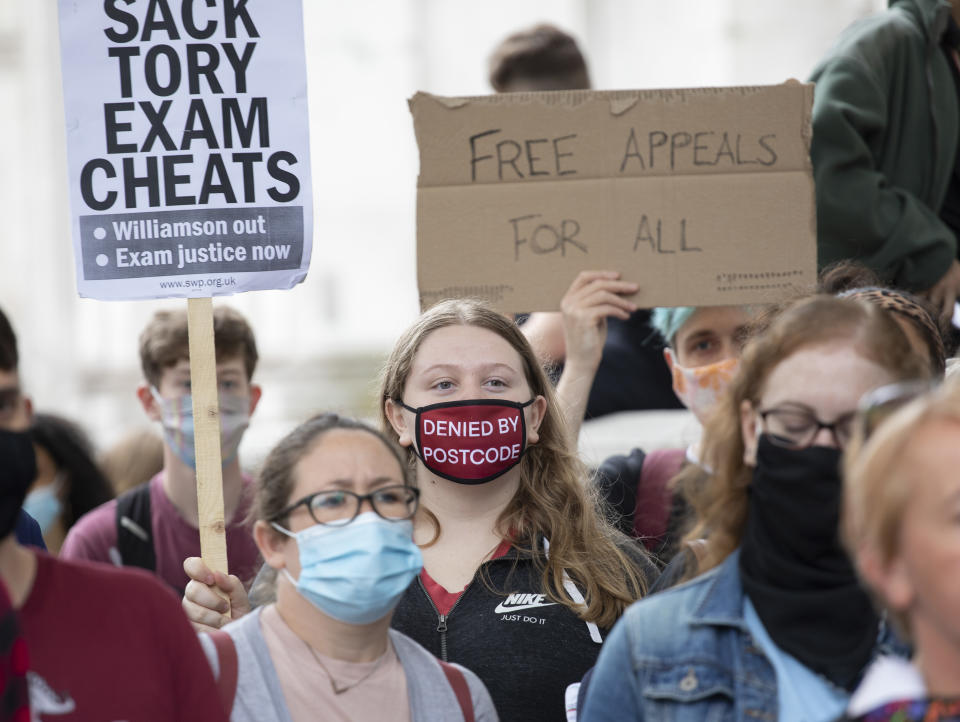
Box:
[23,472,65,534]
[151,388,250,469]
[272,511,423,625]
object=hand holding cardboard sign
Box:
[555,271,638,441]
[561,270,639,372]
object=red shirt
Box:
[60,472,262,592]
[20,552,227,722]
[420,538,512,616]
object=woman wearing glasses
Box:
[580,295,932,722]
[199,413,497,722]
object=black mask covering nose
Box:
[0,429,36,540]
[739,435,878,691]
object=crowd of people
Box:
[5,2,960,720]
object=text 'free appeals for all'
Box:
[410,83,816,313]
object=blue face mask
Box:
[23,473,64,534]
[272,511,423,625]
[151,388,250,470]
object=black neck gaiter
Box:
[0,429,36,540]
[739,435,878,691]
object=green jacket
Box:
[810,0,958,290]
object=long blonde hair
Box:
[379,300,647,628]
[678,296,931,575]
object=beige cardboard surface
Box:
[410,83,816,312]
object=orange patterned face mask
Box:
[669,355,739,424]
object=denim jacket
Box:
[579,549,904,722]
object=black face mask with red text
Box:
[399,398,534,484]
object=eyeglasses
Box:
[759,406,857,450]
[276,485,420,527]
[856,380,941,441]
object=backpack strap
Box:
[115,482,156,572]
[438,660,474,722]
[633,448,686,551]
[207,630,238,715]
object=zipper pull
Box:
[437,614,447,633]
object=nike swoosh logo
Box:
[494,601,558,614]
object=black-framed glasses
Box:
[276,485,420,527]
[856,379,941,441]
[759,406,857,450]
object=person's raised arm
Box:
[520,312,567,365]
[811,55,957,314]
[554,271,638,442]
[181,556,250,632]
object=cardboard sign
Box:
[58,0,313,300]
[410,83,816,312]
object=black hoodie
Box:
[390,538,656,722]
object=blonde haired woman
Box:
[842,380,960,720]
[380,299,655,721]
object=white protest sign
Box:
[58,0,312,300]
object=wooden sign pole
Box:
[186,297,229,575]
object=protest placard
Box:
[58,0,312,301]
[58,0,312,576]
[410,83,816,312]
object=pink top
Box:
[60,472,262,592]
[259,605,412,722]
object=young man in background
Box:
[61,306,263,594]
